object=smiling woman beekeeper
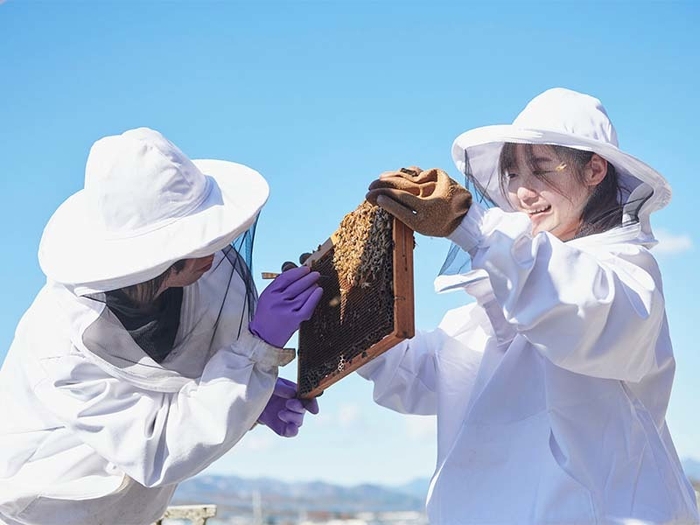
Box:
[0,128,323,525]
[360,88,700,524]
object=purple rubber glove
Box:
[249,265,323,348]
[258,377,320,437]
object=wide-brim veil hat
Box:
[450,88,671,221]
[39,127,269,294]
[436,88,671,294]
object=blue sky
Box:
[1,1,698,487]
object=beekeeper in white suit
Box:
[0,128,323,525]
[361,88,700,524]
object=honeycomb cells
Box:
[298,201,396,396]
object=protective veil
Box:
[0,233,294,525]
[358,89,699,524]
[0,128,294,525]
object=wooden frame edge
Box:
[298,217,415,399]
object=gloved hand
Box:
[249,265,323,348]
[366,167,472,237]
[258,377,320,437]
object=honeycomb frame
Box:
[297,203,414,399]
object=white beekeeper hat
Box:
[39,127,269,293]
[436,88,671,294]
[451,87,671,215]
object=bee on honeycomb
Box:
[297,200,414,398]
[332,201,393,319]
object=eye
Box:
[505,172,518,180]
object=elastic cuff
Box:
[447,203,487,256]
[232,329,296,369]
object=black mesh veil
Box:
[437,149,495,286]
[215,218,259,337]
[84,219,260,367]
[437,144,651,293]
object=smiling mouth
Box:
[526,205,551,216]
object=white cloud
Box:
[404,415,436,442]
[337,403,361,428]
[652,229,693,255]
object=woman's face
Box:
[505,144,594,241]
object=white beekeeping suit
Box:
[360,88,700,524]
[0,128,320,525]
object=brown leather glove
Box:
[366,167,472,237]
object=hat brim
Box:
[39,159,269,292]
[451,125,671,213]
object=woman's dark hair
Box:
[118,259,187,307]
[498,143,624,237]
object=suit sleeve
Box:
[356,329,442,415]
[32,329,284,488]
[447,203,665,382]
